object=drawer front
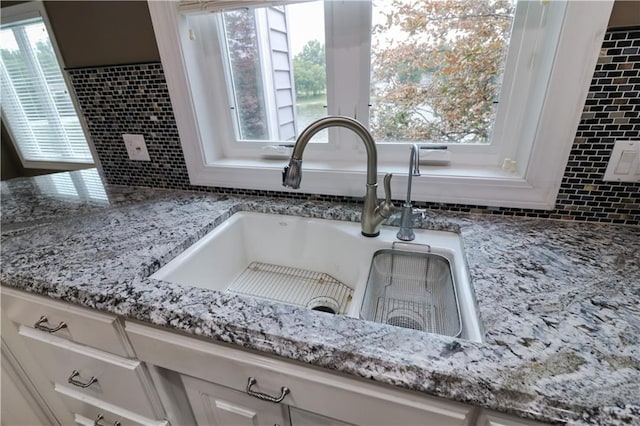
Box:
[56,385,168,426]
[2,288,132,357]
[74,413,165,426]
[18,326,162,420]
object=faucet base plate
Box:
[361,231,380,238]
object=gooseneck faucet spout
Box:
[397,144,420,241]
[282,116,393,237]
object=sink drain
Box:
[385,308,425,331]
[306,297,340,315]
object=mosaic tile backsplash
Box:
[68,27,640,226]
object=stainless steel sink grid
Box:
[226,262,353,315]
[360,249,462,337]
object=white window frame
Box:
[148,0,612,209]
[0,1,96,171]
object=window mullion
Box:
[324,0,372,154]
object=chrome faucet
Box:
[397,144,420,241]
[282,116,393,237]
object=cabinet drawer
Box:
[2,288,132,357]
[56,385,168,426]
[18,326,162,420]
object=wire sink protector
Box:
[360,247,462,337]
[226,262,353,315]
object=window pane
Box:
[221,2,327,142]
[0,18,92,163]
[223,9,269,140]
[370,0,516,143]
[288,2,327,141]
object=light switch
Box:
[123,134,151,161]
[603,140,640,183]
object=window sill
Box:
[21,160,95,171]
[189,158,554,210]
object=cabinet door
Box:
[289,407,353,426]
[182,374,290,426]
[1,353,50,426]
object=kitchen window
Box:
[149,0,612,208]
[0,2,94,170]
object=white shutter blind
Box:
[179,0,310,15]
[0,17,93,164]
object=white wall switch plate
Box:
[603,140,640,183]
[123,134,151,161]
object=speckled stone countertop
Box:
[2,170,639,425]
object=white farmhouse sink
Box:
[152,212,483,342]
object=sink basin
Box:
[361,249,462,338]
[152,212,483,342]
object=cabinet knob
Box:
[34,315,67,333]
[246,377,290,403]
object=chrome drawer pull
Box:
[34,316,67,333]
[94,414,121,426]
[68,370,97,388]
[246,377,289,403]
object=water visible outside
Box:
[296,97,328,142]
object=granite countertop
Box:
[1,170,639,425]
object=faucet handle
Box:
[374,173,394,222]
[383,173,392,206]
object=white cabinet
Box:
[18,326,162,419]
[181,375,355,426]
[182,374,290,426]
[2,288,551,426]
[1,342,51,426]
[2,287,134,357]
[289,407,353,426]
[126,321,477,426]
[1,288,167,426]
[56,386,168,426]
